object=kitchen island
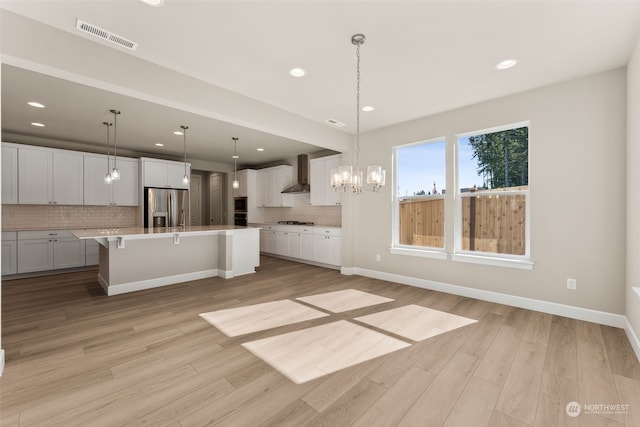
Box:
[72,225,259,296]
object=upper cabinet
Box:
[310,154,342,206]
[233,169,252,198]
[2,144,18,204]
[142,158,190,189]
[18,146,83,205]
[256,165,293,207]
[84,154,139,206]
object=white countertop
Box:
[72,225,257,240]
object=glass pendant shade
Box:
[110,109,121,180]
[367,165,385,191]
[232,137,239,190]
[103,121,112,185]
[330,168,342,189]
[181,125,189,185]
[352,169,363,193]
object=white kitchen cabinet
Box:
[142,158,190,189]
[18,238,53,273]
[85,239,99,266]
[276,226,300,258]
[17,230,85,274]
[233,170,249,197]
[298,226,314,261]
[84,155,139,206]
[112,157,139,205]
[18,146,84,205]
[263,165,293,207]
[265,229,277,253]
[255,170,266,207]
[313,227,342,266]
[2,231,17,275]
[310,154,342,206]
[54,237,86,269]
[2,144,18,204]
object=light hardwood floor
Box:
[2,256,640,426]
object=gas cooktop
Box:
[277,221,315,225]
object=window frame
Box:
[453,121,532,269]
[391,137,448,259]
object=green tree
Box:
[468,126,528,189]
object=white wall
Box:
[626,36,640,341]
[346,68,627,315]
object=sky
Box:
[396,137,483,196]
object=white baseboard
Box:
[624,318,640,363]
[105,269,221,296]
[347,267,626,328]
[0,349,5,376]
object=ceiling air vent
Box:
[325,119,346,128]
[75,19,138,51]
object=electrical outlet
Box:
[376,254,381,262]
[567,278,577,290]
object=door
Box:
[53,238,85,269]
[190,174,202,225]
[209,172,224,225]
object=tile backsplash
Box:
[2,205,140,231]
[263,205,341,226]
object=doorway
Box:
[209,172,225,225]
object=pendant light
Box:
[331,34,385,193]
[180,125,189,185]
[103,121,113,184]
[232,137,240,189]
[110,109,121,180]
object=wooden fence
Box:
[399,193,526,255]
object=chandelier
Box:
[331,34,385,193]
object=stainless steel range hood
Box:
[282,154,310,193]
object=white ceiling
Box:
[2,0,640,167]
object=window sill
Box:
[451,253,534,270]
[390,246,448,260]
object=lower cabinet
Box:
[313,228,342,266]
[299,227,314,261]
[2,232,17,275]
[259,224,341,267]
[86,239,99,266]
[16,230,86,274]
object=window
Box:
[394,139,446,250]
[392,122,531,268]
[456,124,529,258]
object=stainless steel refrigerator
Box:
[144,188,190,228]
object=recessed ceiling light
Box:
[173,131,183,135]
[256,148,265,152]
[289,68,306,77]
[155,143,164,147]
[362,106,375,112]
[495,59,518,70]
[28,101,46,108]
[30,122,45,127]
[140,0,164,6]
